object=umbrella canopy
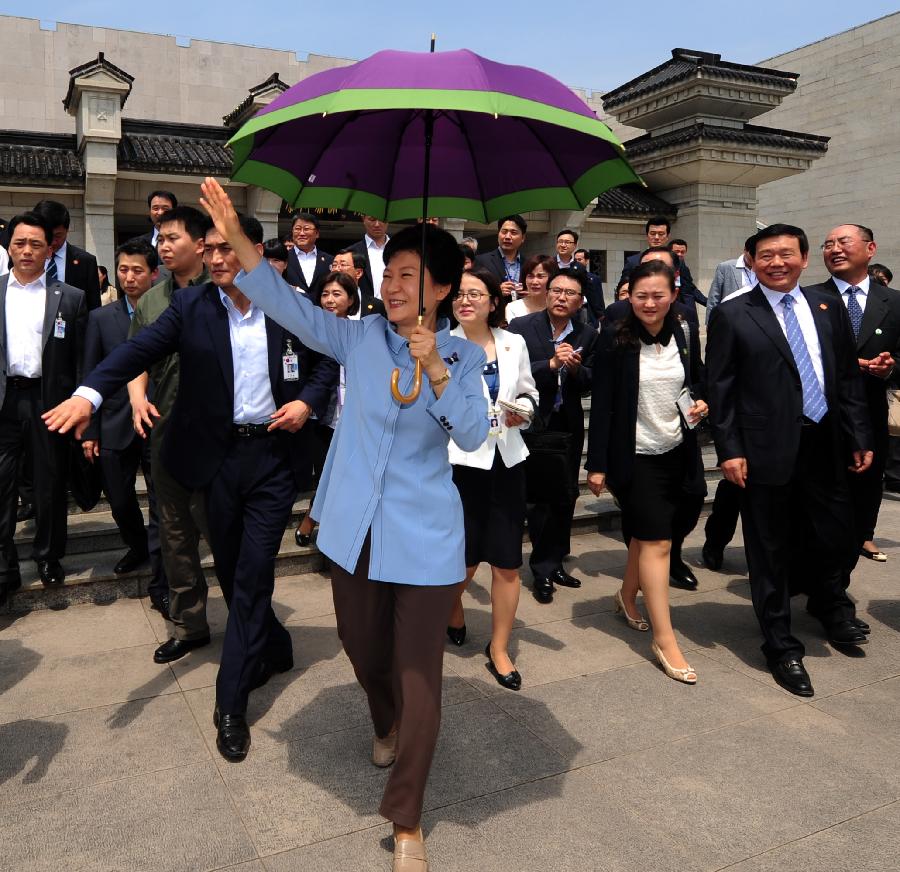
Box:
[228,48,641,222]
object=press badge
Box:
[282,339,299,381]
[488,403,502,437]
[54,316,66,339]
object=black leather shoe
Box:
[770,658,814,697]
[114,549,149,575]
[36,559,64,587]
[153,635,211,664]
[485,643,522,691]
[149,593,170,621]
[532,575,554,604]
[826,620,868,647]
[550,568,581,589]
[669,560,699,590]
[852,617,871,635]
[701,543,724,571]
[251,652,294,690]
[294,527,312,547]
[446,624,467,646]
[213,707,251,761]
[16,502,34,522]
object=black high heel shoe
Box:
[485,642,522,691]
[446,624,467,646]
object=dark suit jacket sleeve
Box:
[82,310,103,441]
[688,317,706,401]
[585,328,615,472]
[84,296,182,400]
[706,304,744,463]
[506,319,556,395]
[296,350,340,419]
[585,274,605,321]
[83,251,101,311]
[619,254,638,286]
[679,262,707,306]
[833,299,873,453]
[570,327,598,392]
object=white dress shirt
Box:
[735,254,756,293]
[760,284,826,393]
[218,289,277,424]
[150,227,160,248]
[295,247,319,289]
[5,271,47,377]
[46,240,67,284]
[365,234,389,299]
[833,275,870,314]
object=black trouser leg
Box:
[0,394,23,582]
[704,479,742,551]
[141,437,168,600]
[208,436,296,715]
[98,438,148,556]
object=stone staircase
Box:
[3,417,723,614]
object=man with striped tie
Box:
[706,224,873,698]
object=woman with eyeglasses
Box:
[504,255,556,324]
[585,260,707,684]
[446,268,538,690]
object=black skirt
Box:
[452,450,526,569]
[610,444,686,541]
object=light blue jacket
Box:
[237,261,489,585]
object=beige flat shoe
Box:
[615,589,649,631]
[651,641,697,685]
[372,729,398,767]
[393,837,428,872]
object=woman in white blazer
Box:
[447,268,539,690]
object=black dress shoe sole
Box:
[770,669,814,697]
[828,634,869,647]
[669,577,699,591]
[153,636,211,664]
[216,740,249,762]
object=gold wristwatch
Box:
[429,368,451,388]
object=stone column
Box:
[440,217,466,241]
[245,186,283,241]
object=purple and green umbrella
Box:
[227,48,640,223]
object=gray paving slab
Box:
[0,693,209,809]
[0,761,258,872]
[810,674,900,742]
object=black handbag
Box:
[522,429,576,504]
[68,440,103,512]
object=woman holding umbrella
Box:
[200,178,487,871]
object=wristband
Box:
[429,369,451,388]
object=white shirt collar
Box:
[296,246,318,261]
[54,241,67,264]
[8,270,47,291]
[735,254,750,269]
[217,286,256,318]
[365,234,388,250]
[833,276,870,296]
[760,284,801,307]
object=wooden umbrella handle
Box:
[390,360,422,404]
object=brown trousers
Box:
[330,537,458,829]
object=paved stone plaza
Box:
[1,500,898,872]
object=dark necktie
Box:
[846,286,864,338]
[45,254,58,284]
[782,294,827,423]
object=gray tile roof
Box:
[591,184,677,218]
[0,131,83,185]
[118,120,232,175]
[624,122,829,158]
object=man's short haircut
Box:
[7,212,53,246]
[869,263,893,284]
[744,235,756,252]
[459,244,476,262]
[748,223,809,257]
[670,238,688,249]
[851,224,874,242]
[291,211,321,230]
[33,199,70,230]
[644,215,671,234]
[158,206,212,241]
[147,190,178,209]
[551,266,587,295]
[115,238,159,271]
[263,238,288,262]
[337,247,367,273]
[574,247,589,259]
[384,224,464,318]
[556,227,579,243]
[461,236,479,251]
[235,213,264,246]
[639,245,676,266]
[497,214,527,234]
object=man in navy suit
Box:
[475,214,528,303]
[574,248,605,321]
[706,224,872,697]
[283,212,332,294]
[347,214,390,301]
[81,239,168,608]
[45,214,339,761]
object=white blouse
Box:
[635,335,684,455]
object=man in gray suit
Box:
[0,213,86,600]
[706,237,757,323]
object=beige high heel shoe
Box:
[652,641,697,684]
[372,728,398,767]
[615,589,649,632]
[393,836,428,871]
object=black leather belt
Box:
[231,422,273,438]
[7,376,41,389]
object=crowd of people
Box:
[2,177,898,872]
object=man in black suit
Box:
[669,239,707,308]
[347,214,390,301]
[706,224,873,697]
[45,213,338,761]
[508,268,599,603]
[332,249,386,317]
[81,239,169,610]
[574,248,606,321]
[0,213,86,601]
[475,214,527,303]
[604,245,703,589]
[32,200,101,311]
[808,224,900,570]
[133,190,178,249]
[283,212,332,294]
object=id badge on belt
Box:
[282,339,299,381]
[488,402,502,437]
[54,316,66,339]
